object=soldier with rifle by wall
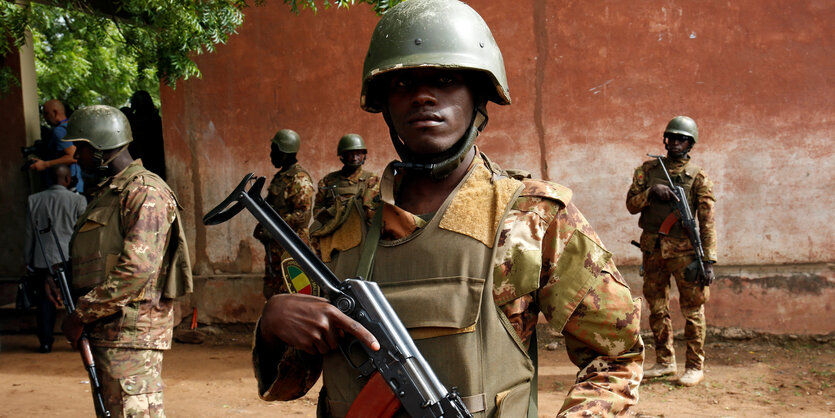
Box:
[60,105,193,417]
[243,0,644,416]
[627,115,718,387]
[253,129,315,298]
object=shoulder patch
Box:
[520,179,573,206]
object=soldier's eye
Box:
[391,77,411,89]
[437,76,455,86]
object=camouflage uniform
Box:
[253,153,644,416]
[313,166,379,218]
[311,167,380,244]
[627,156,717,371]
[254,162,315,297]
[70,160,192,417]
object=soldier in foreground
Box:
[60,105,193,417]
[253,129,315,298]
[311,134,379,242]
[627,116,717,387]
[253,1,643,416]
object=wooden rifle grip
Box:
[346,371,400,418]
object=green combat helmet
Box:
[63,105,133,150]
[272,129,301,153]
[664,116,699,143]
[361,0,509,179]
[337,134,367,155]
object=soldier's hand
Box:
[44,278,64,309]
[701,262,715,286]
[649,184,675,201]
[260,293,379,355]
[62,313,84,350]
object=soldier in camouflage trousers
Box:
[253,129,315,298]
[627,116,717,387]
[253,1,644,416]
[61,105,192,417]
[311,134,379,241]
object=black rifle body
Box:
[204,174,471,418]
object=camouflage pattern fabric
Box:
[253,153,644,416]
[254,163,315,298]
[642,253,709,370]
[627,155,716,372]
[73,160,179,350]
[93,346,165,418]
[313,166,379,217]
[626,156,717,262]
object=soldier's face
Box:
[664,134,693,157]
[384,68,474,156]
[340,150,366,167]
[74,142,96,172]
[270,143,284,168]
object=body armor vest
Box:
[312,170,374,238]
[69,163,192,349]
[319,165,535,417]
[638,159,701,239]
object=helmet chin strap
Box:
[387,104,488,179]
[93,145,129,177]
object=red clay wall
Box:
[158,1,834,331]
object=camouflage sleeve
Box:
[74,182,176,324]
[283,173,315,231]
[540,203,644,415]
[252,318,323,401]
[694,170,718,262]
[313,176,329,216]
[626,164,650,215]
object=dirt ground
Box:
[1,326,833,418]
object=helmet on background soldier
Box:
[664,116,699,144]
[337,134,367,169]
[337,133,367,155]
[63,105,133,151]
[271,129,301,153]
[360,0,509,178]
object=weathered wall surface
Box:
[156,0,834,328]
[2,1,831,331]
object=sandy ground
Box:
[1,327,833,418]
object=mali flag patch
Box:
[281,257,319,296]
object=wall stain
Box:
[534,0,550,181]
[724,274,834,296]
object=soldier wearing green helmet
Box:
[310,134,380,240]
[60,105,193,416]
[255,1,643,416]
[253,128,315,298]
[627,115,717,387]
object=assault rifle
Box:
[204,174,471,418]
[29,216,110,417]
[648,154,711,286]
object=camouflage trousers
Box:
[642,252,709,370]
[92,346,165,418]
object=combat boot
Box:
[677,368,704,386]
[643,362,676,379]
